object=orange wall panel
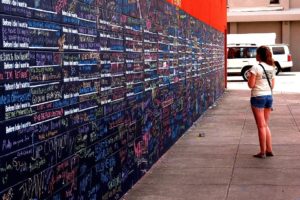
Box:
[167,0,227,33]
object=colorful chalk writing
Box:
[0,0,225,199]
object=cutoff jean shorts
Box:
[250,95,273,109]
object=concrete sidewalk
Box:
[122,72,300,200]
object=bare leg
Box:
[252,106,267,154]
[264,108,273,152]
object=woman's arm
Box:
[271,78,275,89]
[248,72,256,88]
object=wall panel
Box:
[290,21,300,71]
[167,0,227,33]
[237,22,282,43]
[0,0,225,199]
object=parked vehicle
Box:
[227,43,258,80]
[267,44,293,73]
[227,43,293,80]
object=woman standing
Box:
[248,46,275,159]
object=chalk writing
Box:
[0,0,225,199]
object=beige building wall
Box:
[290,0,300,8]
[228,0,271,8]
[290,22,300,72]
[228,22,282,43]
[227,0,300,71]
[237,22,282,43]
[228,0,290,8]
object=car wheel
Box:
[274,62,281,75]
[241,66,252,81]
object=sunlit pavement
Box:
[227,72,300,94]
[123,72,300,200]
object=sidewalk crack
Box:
[225,110,247,200]
[288,104,300,132]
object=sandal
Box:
[253,153,266,159]
[266,152,274,157]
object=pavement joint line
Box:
[151,167,234,170]
[225,106,247,200]
[287,104,300,132]
[229,184,300,186]
[234,167,300,169]
[134,182,231,186]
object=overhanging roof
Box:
[228,7,300,22]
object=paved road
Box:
[227,72,300,93]
[123,72,300,200]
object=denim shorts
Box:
[250,95,273,109]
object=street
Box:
[227,72,300,94]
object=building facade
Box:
[227,0,300,71]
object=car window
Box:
[272,47,285,55]
[247,47,257,58]
[227,47,257,59]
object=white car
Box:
[227,43,293,80]
[227,44,257,80]
[268,44,293,73]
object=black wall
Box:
[0,0,225,199]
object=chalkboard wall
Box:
[0,0,225,199]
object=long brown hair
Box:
[256,46,274,66]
